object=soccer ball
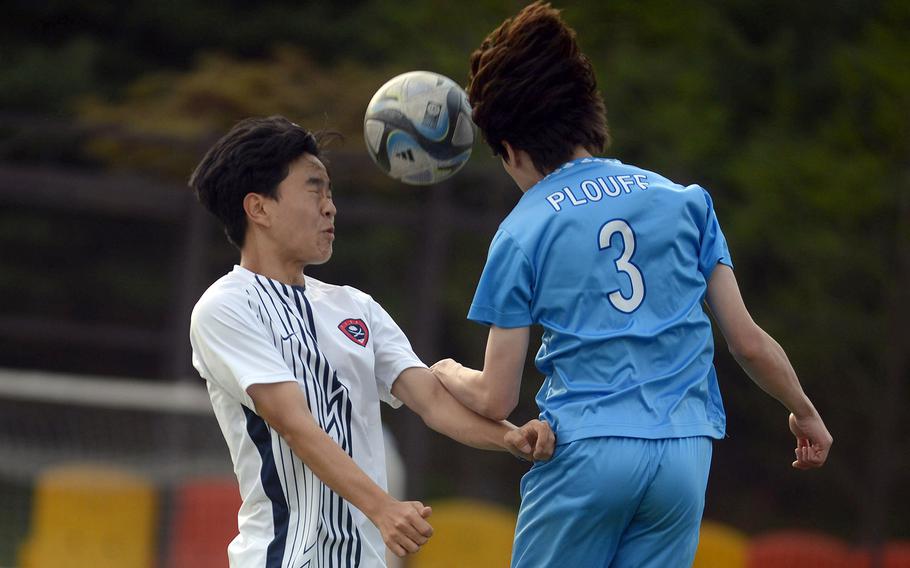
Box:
[363,71,475,185]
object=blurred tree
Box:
[0,38,100,112]
[1,0,520,115]
[77,47,398,177]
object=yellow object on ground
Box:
[693,520,748,568]
[410,499,517,568]
[18,463,158,568]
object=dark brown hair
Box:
[467,2,609,174]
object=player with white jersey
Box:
[430,3,833,568]
[192,270,417,567]
[188,116,555,568]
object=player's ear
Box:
[243,192,272,230]
[502,141,519,167]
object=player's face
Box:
[271,153,336,266]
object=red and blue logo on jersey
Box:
[338,318,369,347]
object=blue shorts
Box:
[512,436,713,568]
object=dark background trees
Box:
[1,0,906,553]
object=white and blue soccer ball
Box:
[364,71,475,185]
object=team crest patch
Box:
[338,318,369,347]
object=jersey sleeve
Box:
[468,229,535,328]
[366,297,426,409]
[698,189,734,279]
[190,293,294,404]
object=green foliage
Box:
[0,39,100,111]
[77,48,400,177]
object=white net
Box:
[0,368,234,568]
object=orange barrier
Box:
[410,499,517,568]
[693,520,748,568]
[166,476,242,568]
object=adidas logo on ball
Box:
[363,71,476,186]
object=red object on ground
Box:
[883,542,910,568]
[167,477,242,568]
[747,531,860,568]
[853,541,910,568]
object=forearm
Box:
[395,367,514,450]
[275,416,393,520]
[733,328,815,417]
[422,385,516,451]
[431,328,527,420]
[248,381,434,553]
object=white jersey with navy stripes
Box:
[190,265,425,568]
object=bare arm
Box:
[247,381,433,557]
[430,326,529,421]
[705,265,832,469]
[392,366,554,461]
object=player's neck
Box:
[568,147,594,162]
[511,146,594,193]
[534,146,594,186]
[550,147,595,174]
[239,246,307,287]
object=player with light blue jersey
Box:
[472,157,731,445]
[431,3,832,568]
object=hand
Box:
[372,498,434,557]
[430,358,462,388]
[789,412,832,470]
[505,419,556,462]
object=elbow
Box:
[265,415,301,445]
[728,340,756,363]
[484,407,514,422]
[728,325,767,364]
[479,392,518,421]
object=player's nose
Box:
[324,198,336,217]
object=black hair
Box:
[189,116,322,249]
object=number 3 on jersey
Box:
[598,219,645,313]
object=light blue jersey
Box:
[469,157,732,443]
